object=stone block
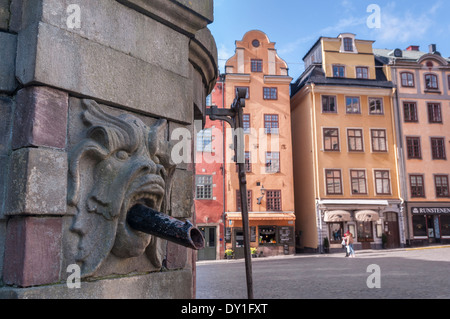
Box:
[40,0,190,78]
[165,241,187,270]
[0,155,10,218]
[0,269,193,298]
[12,86,68,150]
[0,96,13,155]
[0,31,18,93]
[0,0,10,30]
[3,217,62,287]
[170,169,194,218]
[16,21,194,124]
[6,148,68,215]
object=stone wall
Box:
[0,0,217,299]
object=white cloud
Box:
[372,1,441,43]
[217,44,234,73]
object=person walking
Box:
[344,231,355,258]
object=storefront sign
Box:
[412,207,450,215]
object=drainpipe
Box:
[311,83,323,253]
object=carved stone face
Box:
[68,100,175,277]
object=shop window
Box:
[328,223,344,244]
[357,221,374,242]
[412,215,427,237]
[441,215,450,237]
[259,226,277,245]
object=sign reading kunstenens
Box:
[412,207,450,215]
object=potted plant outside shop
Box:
[381,233,388,249]
[225,249,234,259]
[251,247,258,258]
[323,237,330,254]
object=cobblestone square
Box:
[196,247,450,299]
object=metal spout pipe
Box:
[127,204,205,250]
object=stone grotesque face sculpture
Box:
[67,100,175,277]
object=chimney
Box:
[406,45,420,51]
[429,44,437,54]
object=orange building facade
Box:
[223,30,296,258]
[375,45,450,246]
[291,34,404,253]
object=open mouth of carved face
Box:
[112,175,166,258]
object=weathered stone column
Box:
[0,0,217,298]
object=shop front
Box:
[318,200,404,252]
[225,212,296,258]
[408,203,450,246]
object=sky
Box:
[209,0,450,80]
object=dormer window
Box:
[343,38,353,52]
[338,33,357,53]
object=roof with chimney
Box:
[373,44,450,64]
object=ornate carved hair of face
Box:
[67,99,176,277]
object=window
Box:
[196,175,213,199]
[197,129,212,152]
[266,190,281,211]
[243,114,250,134]
[371,129,387,152]
[265,152,280,174]
[351,170,367,194]
[263,87,278,100]
[374,170,391,195]
[441,215,450,237]
[428,103,442,123]
[435,175,449,198]
[404,102,418,122]
[251,59,263,72]
[369,98,383,114]
[323,128,340,151]
[259,226,277,245]
[412,215,427,237]
[206,94,212,106]
[346,97,360,114]
[357,221,374,242]
[329,223,344,244]
[264,114,279,134]
[347,129,364,152]
[236,190,252,212]
[325,169,342,195]
[400,72,415,87]
[410,175,425,198]
[356,67,369,79]
[322,95,337,113]
[431,138,446,160]
[333,65,345,78]
[425,74,439,90]
[406,137,422,159]
[237,151,252,173]
[235,86,249,99]
[343,38,353,52]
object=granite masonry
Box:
[0,0,217,298]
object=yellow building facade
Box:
[291,34,404,253]
[224,30,295,257]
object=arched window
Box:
[425,73,439,90]
[400,72,415,87]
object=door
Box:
[427,215,441,244]
[197,226,216,260]
[384,212,400,249]
[233,228,245,259]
